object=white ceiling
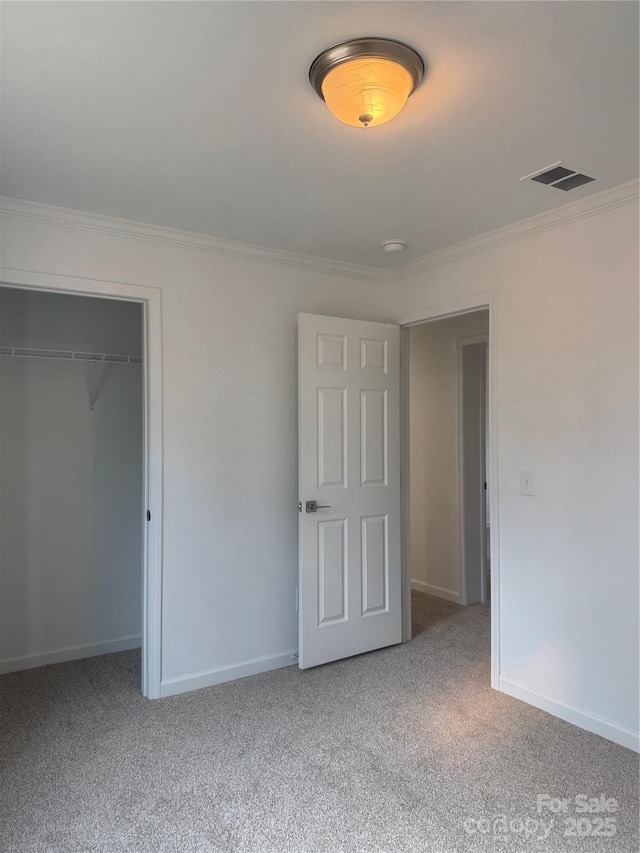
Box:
[2,1,638,269]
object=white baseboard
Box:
[499,676,639,753]
[411,579,461,604]
[0,634,142,674]
[160,649,297,698]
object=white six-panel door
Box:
[298,314,401,669]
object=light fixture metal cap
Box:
[309,37,424,101]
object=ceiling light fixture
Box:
[309,38,424,128]
[382,239,407,253]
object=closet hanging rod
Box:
[0,346,142,364]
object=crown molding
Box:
[2,178,637,287]
[0,197,389,284]
[392,178,639,282]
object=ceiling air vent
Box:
[521,162,598,192]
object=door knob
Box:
[305,500,331,513]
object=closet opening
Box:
[0,286,149,694]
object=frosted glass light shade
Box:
[321,57,414,128]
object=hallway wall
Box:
[409,311,489,602]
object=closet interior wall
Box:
[0,287,144,672]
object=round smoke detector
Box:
[382,239,407,253]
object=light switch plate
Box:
[520,470,535,496]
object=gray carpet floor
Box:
[1,592,638,852]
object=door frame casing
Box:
[0,268,163,698]
[394,292,500,688]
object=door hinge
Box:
[146,509,151,522]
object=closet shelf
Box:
[0,346,142,364]
[1,346,141,410]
